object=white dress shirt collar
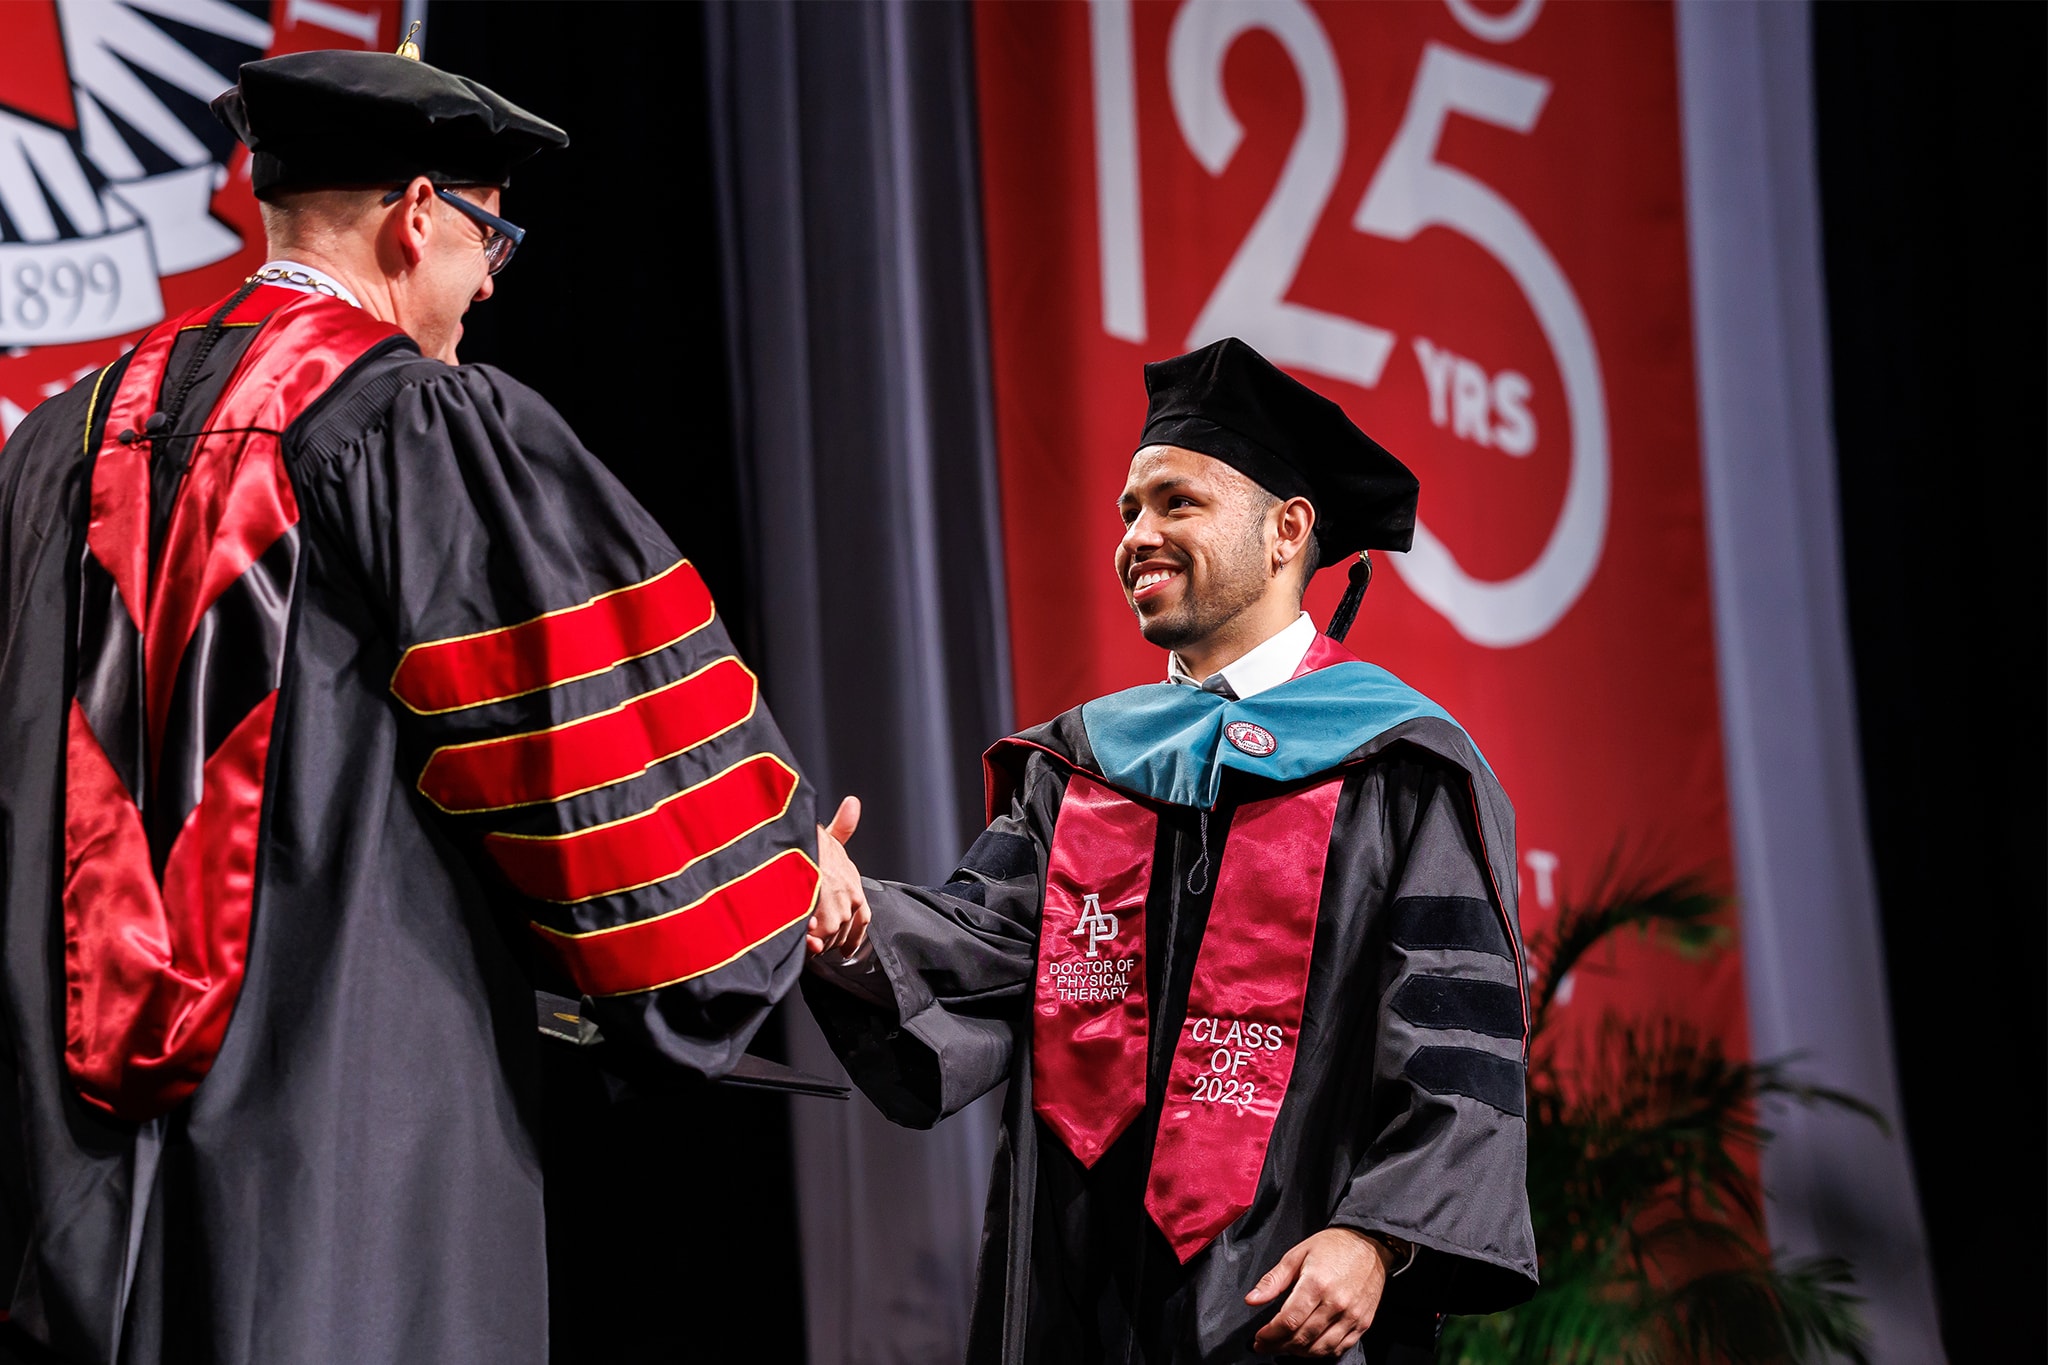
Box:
[253,259,362,309]
[1167,611,1319,701]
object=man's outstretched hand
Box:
[1246,1227,1394,1358]
[810,795,871,957]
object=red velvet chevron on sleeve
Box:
[395,561,816,998]
[531,849,821,996]
[390,560,716,715]
[484,752,801,903]
[415,656,761,814]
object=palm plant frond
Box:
[1525,868,1726,1046]
[1653,1257,1872,1365]
[1440,870,1880,1364]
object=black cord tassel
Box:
[118,424,284,446]
[147,276,264,442]
[116,423,286,446]
[1326,552,1372,642]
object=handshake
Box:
[808,794,871,959]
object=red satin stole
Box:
[1031,774,1155,1164]
[63,288,400,1120]
[1031,769,1344,1262]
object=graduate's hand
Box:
[810,796,871,957]
[1246,1226,1393,1358]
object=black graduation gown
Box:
[0,293,817,1365]
[805,671,1539,1365]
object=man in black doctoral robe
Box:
[0,46,860,1365]
[806,339,1539,1363]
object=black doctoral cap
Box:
[1139,337,1418,561]
[211,47,568,199]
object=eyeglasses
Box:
[381,185,527,274]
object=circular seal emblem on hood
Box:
[1224,721,1277,757]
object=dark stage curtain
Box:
[1813,3,2048,1356]
[425,5,809,1362]
[704,3,1013,1361]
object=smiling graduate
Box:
[805,338,1538,1364]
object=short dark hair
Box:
[1248,483,1321,602]
[1297,530,1322,598]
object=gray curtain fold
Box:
[705,3,1009,1361]
[1676,3,1944,1359]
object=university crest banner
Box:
[0,0,403,438]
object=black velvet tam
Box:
[211,50,568,199]
[1139,337,1418,558]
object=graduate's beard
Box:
[1135,521,1270,658]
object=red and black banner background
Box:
[977,0,1743,1068]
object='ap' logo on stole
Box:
[1072,893,1118,958]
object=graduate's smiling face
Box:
[1115,446,1277,655]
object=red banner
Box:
[976,0,1744,1052]
[0,0,402,440]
